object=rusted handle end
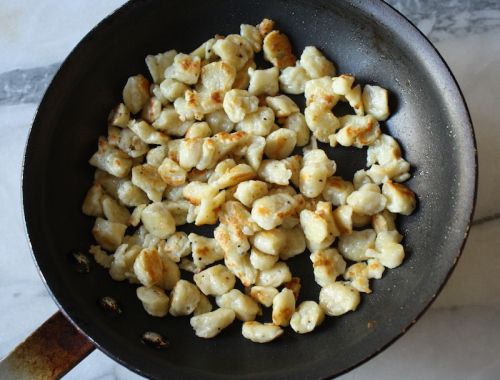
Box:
[0,311,94,379]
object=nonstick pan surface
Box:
[22,0,476,379]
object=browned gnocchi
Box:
[84,17,415,343]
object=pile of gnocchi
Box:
[83,18,416,343]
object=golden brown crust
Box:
[258,18,275,37]
[263,31,296,69]
[284,277,301,300]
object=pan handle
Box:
[0,311,95,379]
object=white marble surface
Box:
[0,1,499,379]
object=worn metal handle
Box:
[0,312,95,379]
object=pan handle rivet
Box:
[141,331,169,349]
[68,251,92,273]
[98,296,123,315]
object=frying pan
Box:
[7,0,476,378]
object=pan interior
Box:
[23,0,475,379]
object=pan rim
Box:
[21,0,477,379]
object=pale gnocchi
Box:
[84,18,416,343]
[193,264,235,296]
[216,289,260,322]
[136,286,170,317]
[290,301,325,334]
[190,308,235,338]
[272,288,296,327]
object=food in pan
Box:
[82,18,416,343]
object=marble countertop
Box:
[1,1,499,379]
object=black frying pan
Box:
[18,0,476,379]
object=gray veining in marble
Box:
[388,0,500,41]
[472,212,500,226]
[0,63,59,106]
[1,1,500,108]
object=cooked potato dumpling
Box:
[284,112,310,146]
[141,202,176,239]
[258,159,292,186]
[146,50,177,84]
[189,233,225,269]
[263,30,296,69]
[310,248,346,287]
[266,95,299,117]
[256,262,292,287]
[299,149,336,198]
[92,217,127,252]
[223,89,259,123]
[362,85,389,121]
[319,282,360,316]
[248,67,279,96]
[131,164,167,202]
[165,53,201,85]
[137,286,170,317]
[304,76,338,108]
[234,180,268,207]
[82,184,104,217]
[216,289,260,321]
[252,229,286,256]
[249,286,279,307]
[347,183,387,216]
[85,17,415,344]
[194,264,236,296]
[290,301,325,334]
[264,129,297,160]
[169,280,201,316]
[190,308,236,338]
[236,106,275,137]
[133,248,164,287]
[338,229,376,261]
[382,180,416,215]
[123,74,150,114]
[251,193,297,230]
[224,250,258,287]
[279,65,310,94]
[242,321,283,343]
[272,288,296,327]
[89,138,133,178]
[300,46,335,79]
[336,115,380,148]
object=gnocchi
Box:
[290,301,325,334]
[194,264,235,296]
[190,308,236,338]
[248,67,279,96]
[133,248,164,287]
[242,321,283,343]
[234,180,268,207]
[272,288,296,327]
[84,18,416,343]
[249,286,279,307]
[279,65,310,94]
[310,248,346,287]
[169,280,201,316]
[136,286,170,317]
[319,282,360,316]
[250,247,279,270]
[216,289,260,321]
